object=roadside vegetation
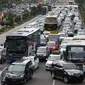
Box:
[75,0,85,23]
[0,0,42,34]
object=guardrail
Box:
[0,67,7,85]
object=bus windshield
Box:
[45,18,57,23]
[68,51,85,60]
[6,37,27,53]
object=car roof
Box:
[50,54,60,57]
[54,60,73,66]
[12,60,31,65]
[38,46,47,49]
[48,41,56,43]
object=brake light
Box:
[48,24,52,27]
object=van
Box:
[36,46,50,60]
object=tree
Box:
[5,13,14,27]
[14,15,21,24]
[22,10,29,20]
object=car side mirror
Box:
[46,58,48,61]
[60,67,63,70]
[6,68,8,70]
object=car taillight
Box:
[48,24,52,27]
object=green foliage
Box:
[22,10,30,20]
[4,13,14,27]
[14,15,21,23]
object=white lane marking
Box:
[52,80,55,85]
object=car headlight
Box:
[68,72,74,75]
[43,54,46,56]
[19,74,24,78]
[6,73,10,78]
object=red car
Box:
[47,41,59,51]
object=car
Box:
[36,46,50,60]
[50,60,84,83]
[47,41,59,52]
[45,54,61,70]
[5,60,33,85]
[40,34,47,45]
[22,56,39,70]
[43,31,50,41]
[49,34,60,43]
[58,32,67,42]
[61,37,73,44]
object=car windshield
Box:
[45,18,57,23]
[48,56,58,61]
[68,51,85,60]
[37,48,46,53]
[63,63,78,69]
[8,64,25,72]
[47,42,55,46]
[60,45,66,49]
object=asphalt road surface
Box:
[0,62,85,85]
[26,62,85,85]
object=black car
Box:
[5,60,33,85]
[50,60,84,83]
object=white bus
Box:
[64,40,85,74]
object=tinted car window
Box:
[63,64,78,69]
[8,64,25,72]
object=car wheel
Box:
[79,78,84,83]
[30,72,33,79]
[37,63,39,68]
[23,78,27,84]
[63,76,68,83]
[51,73,55,79]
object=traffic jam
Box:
[0,3,85,85]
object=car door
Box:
[54,64,63,79]
[54,64,61,78]
[58,66,64,79]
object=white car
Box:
[43,31,50,40]
[22,56,39,70]
[36,46,50,60]
[58,32,67,41]
[40,34,47,45]
[45,54,61,70]
[61,37,73,44]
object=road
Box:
[26,62,85,85]
[0,0,85,85]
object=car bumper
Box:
[5,77,24,85]
[37,55,47,59]
[68,75,84,81]
[45,66,51,70]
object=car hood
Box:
[48,46,56,49]
[37,52,44,55]
[6,72,23,78]
[46,61,53,65]
[65,69,83,74]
